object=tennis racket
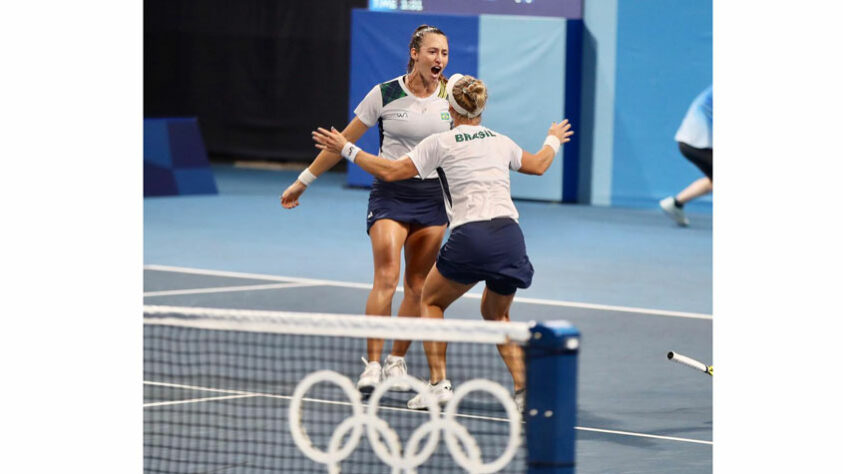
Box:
[667,351,713,376]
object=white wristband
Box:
[341,141,361,163]
[543,135,561,154]
[297,168,317,186]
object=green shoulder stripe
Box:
[437,80,448,99]
[380,80,407,107]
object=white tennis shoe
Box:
[514,389,526,413]
[382,354,412,391]
[659,197,689,226]
[357,358,382,393]
[407,380,453,410]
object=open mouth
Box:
[431,66,442,76]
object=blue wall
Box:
[479,15,567,201]
[348,10,580,202]
[348,4,711,208]
[578,0,711,209]
[579,0,618,206]
[610,0,712,209]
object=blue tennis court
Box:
[144,164,712,473]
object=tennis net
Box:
[143,305,579,473]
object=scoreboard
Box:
[368,0,582,18]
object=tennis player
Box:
[312,74,574,410]
[659,85,713,226]
[281,26,452,393]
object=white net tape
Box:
[144,305,532,344]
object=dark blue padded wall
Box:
[144,118,218,197]
[346,10,479,187]
[563,19,583,203]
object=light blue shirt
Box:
[675,86,713,149]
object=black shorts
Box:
[436,218,534,296]
[678,142,713,180]
[366,178,448,233]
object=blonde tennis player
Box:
[312,73,573,410]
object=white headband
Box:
[446,73,484,118]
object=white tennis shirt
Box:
[674,86,713,149]
[354,75,452,178]
[407,124,523,229]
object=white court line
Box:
[144,394,259,407]
[575,426,712,446]
[144,282,317,297]
[142,380,507,422]
[477,295,711,320]
[144,264,711,320]
[142,381,711,445]
[144,264,372,289]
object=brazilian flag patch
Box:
[441,112,451,121]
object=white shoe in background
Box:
[407,380,453,410]
[382,354,411,391]
[514,389,526,413]
[356,358,382,394]
[659,197,690,226]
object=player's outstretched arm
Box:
[518,119,574,176]
[280,118,369,209]
[312,127,418,182]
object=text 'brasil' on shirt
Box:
[454,129,497,143]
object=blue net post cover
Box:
[526,321,580,473]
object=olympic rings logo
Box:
[289,370,522,473]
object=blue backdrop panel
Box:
[144,162,178,196]
[610,0,712,209]
[347,10,479,187]
[143,119,172,168]
[144,118,218,197]
[168,119,214,168]
[480,15,566,201]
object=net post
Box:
[526,321,580,473]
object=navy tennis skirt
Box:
[366,178,448,233]
[436,218,534,295]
